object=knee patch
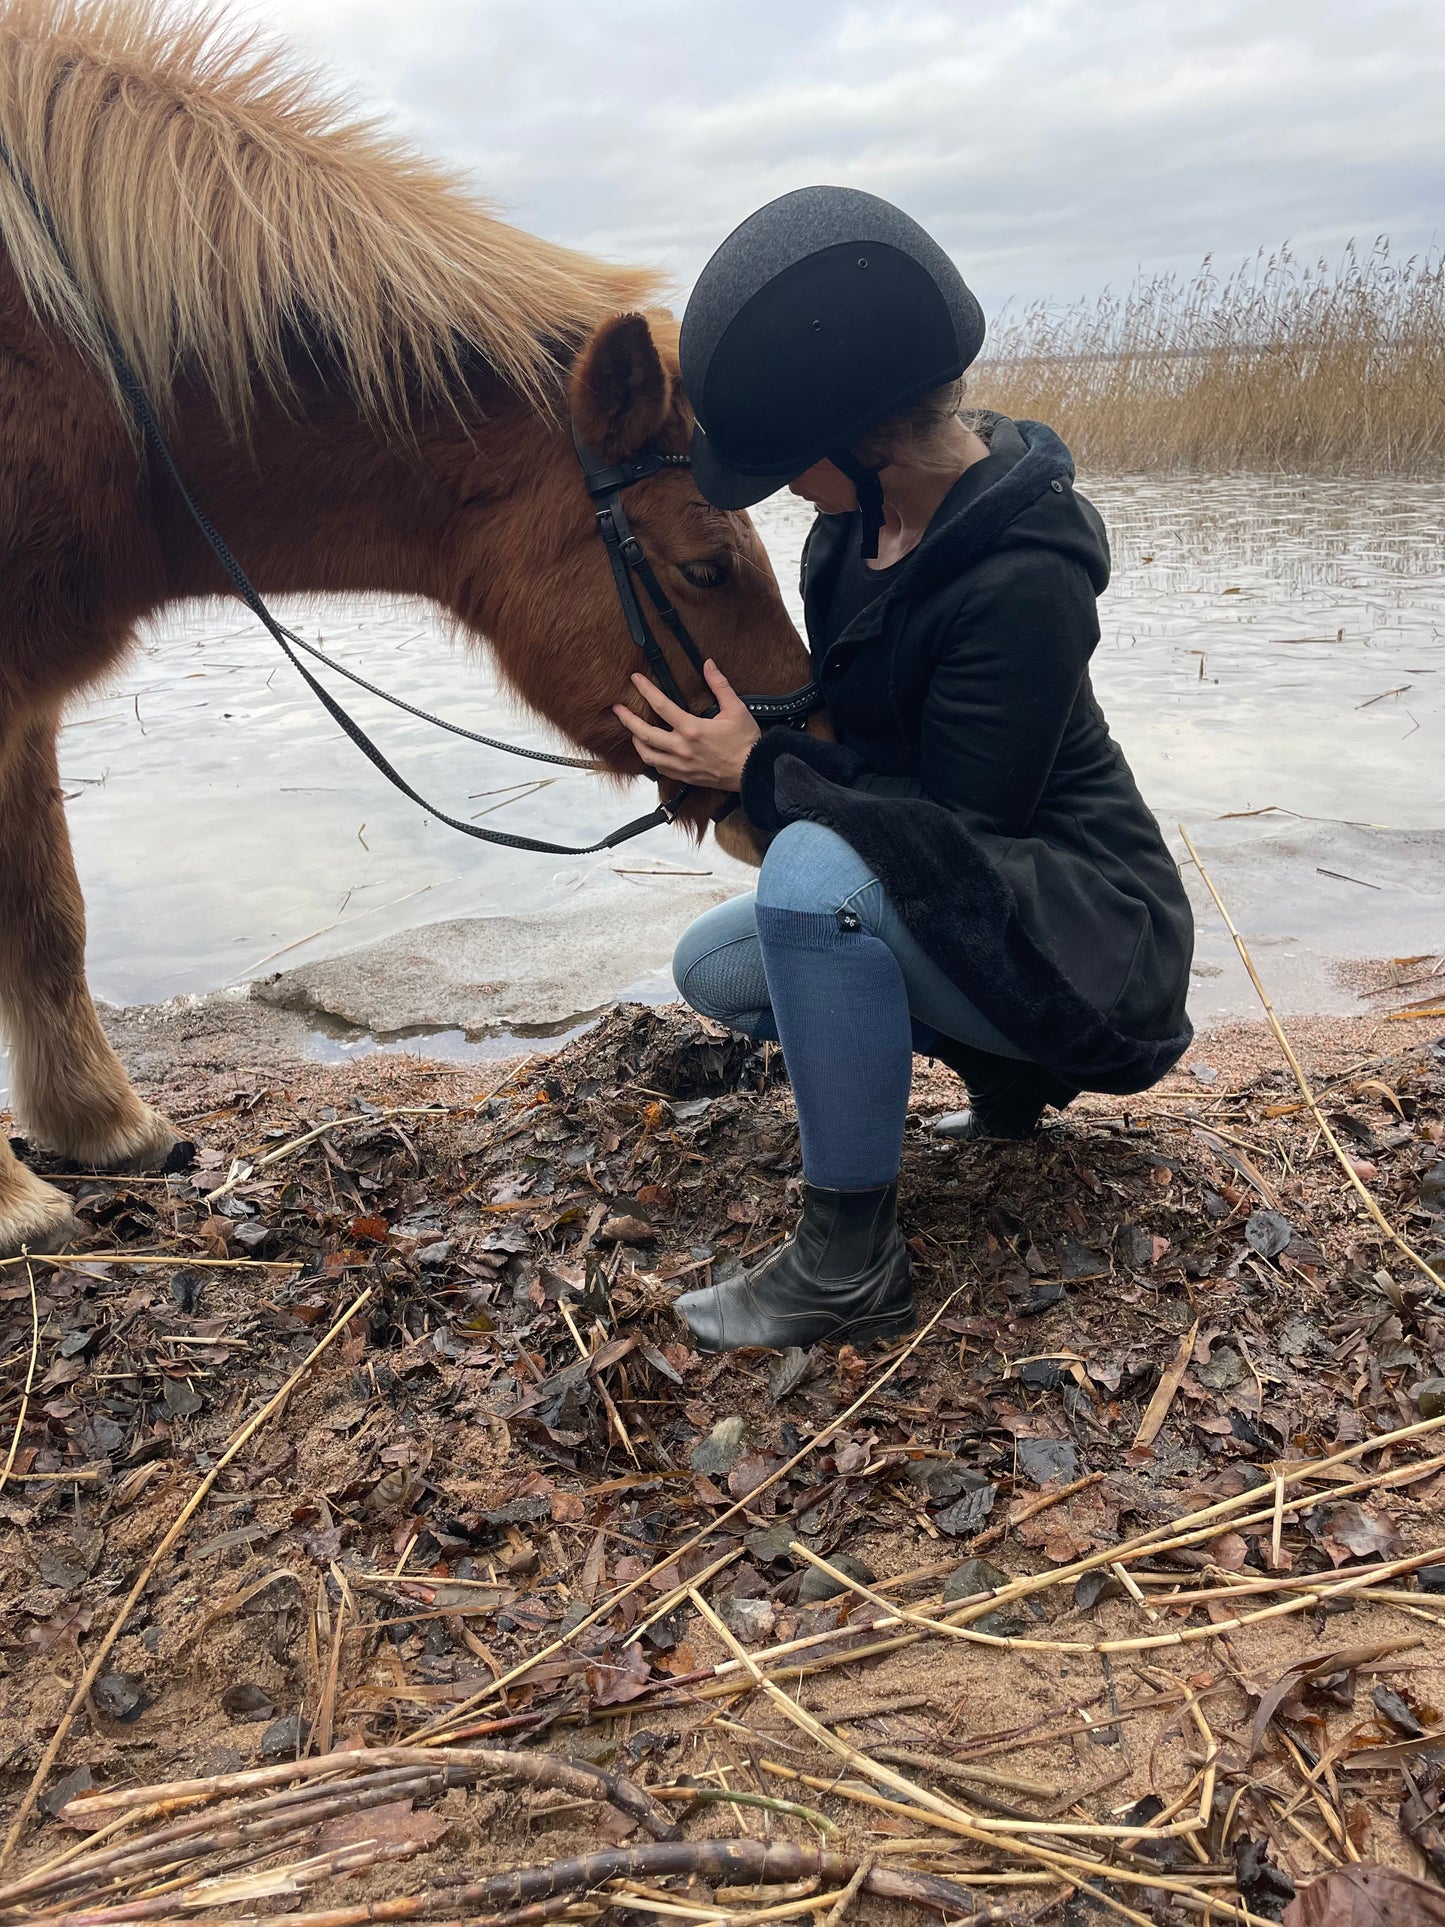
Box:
[756,819,873,918]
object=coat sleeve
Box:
[920,548,1098,837]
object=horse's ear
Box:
[570,313,674,459]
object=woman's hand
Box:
[613,659,761,790]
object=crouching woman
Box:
[613,188,1194,1354]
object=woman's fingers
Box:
[703,658,746,713]
[629,671,690,730]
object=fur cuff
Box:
[740,729,863,835]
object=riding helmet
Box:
[679,186,985,550]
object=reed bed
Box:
[969,241,1445,474]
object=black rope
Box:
[110,352,681,854]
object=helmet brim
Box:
[689,423,803,511]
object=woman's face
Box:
[788,458,858,515]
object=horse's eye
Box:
[678,559,730,589]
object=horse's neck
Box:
[157,385,562,623]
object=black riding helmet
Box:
[679,186,985,556]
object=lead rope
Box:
[112,348,687,856]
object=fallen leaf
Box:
[1284,1863,1445,1925]
[316,1800,448,1856]
[1246,1209,1293,1259]
[1248,1643,1417,1760]
[585,1642,653,1707]
[934,1484,997,1537]
[727,1449,782,1501]
[1208,1531,1249,1572]
[1015,1437,1079,1485]
[1132,1319,1199,1450]
[1313,1502,1405,1567]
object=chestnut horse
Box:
[0,0,809,1258]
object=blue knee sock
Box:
[755,905,913,1190]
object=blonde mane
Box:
[0,0,662,428]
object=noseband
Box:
[0,134,821,858]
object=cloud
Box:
[248,0,1444,316]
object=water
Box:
[40,472,1445,1008]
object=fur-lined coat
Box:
[738,415,1194,1094]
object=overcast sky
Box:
[253,0,1443,322]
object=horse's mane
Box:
[0,0,662,429]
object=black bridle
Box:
[575,433,821,729]
[0,137,821,858]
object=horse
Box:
[0,0,810,1259]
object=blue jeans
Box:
[673,820,1025,1059]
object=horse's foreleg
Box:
[0,707,180,1254]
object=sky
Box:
[250,0,1443,324]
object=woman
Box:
[613,187,1194,1354]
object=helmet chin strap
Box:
[827,446,886,560]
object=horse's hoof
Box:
[67,1102,188,1176]
[0,1165,79,1261]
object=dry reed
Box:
[969,240,1445,474]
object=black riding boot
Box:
[674,1182,914,1353]
[929,1038,1077,1142]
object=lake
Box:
[32,470,1445,1019]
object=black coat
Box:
[738,415,1195,1095]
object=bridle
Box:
[575,433,821,730]
[0,138,822,858]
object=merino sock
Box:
[755,904,913,1190]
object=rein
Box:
[0,140,821,858]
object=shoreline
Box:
[86,977,1445,1130]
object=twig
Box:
[821,1857,872,1927]
[654,1787,838,1838]
[0,1260,39,1496]
[314,1583,348,1759]
[0,1252,306,1272]
[0,1285,374,1873]
[1179,823,1443,1289]
[43,1748,677,1859]
[0,1467,105,1484]
[27,1842,1056,1927]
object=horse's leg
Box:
[0,704,179,1255]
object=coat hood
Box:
[804,415,1110,644]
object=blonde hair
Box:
[853,376,970,471]
[0,0,660,432]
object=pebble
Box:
[260,1712,311,1760]
[721,1595,776,1642]
[797,1551,876,1604]
[690,1414,748,1476]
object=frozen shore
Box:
[81,809,1443,1087]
